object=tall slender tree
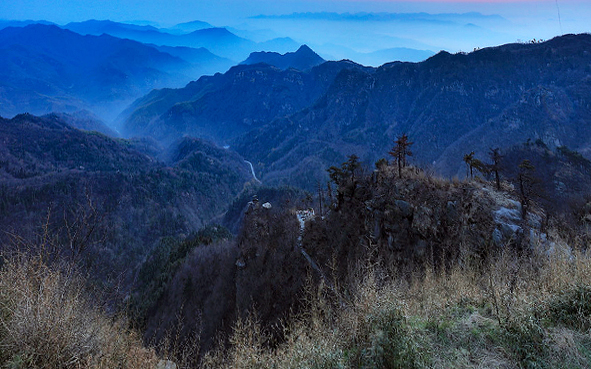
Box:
[517,159,537,218]
[317,181,324,217]
[489,148,503,190]
[463,151,475,178]
[389,134,413,178]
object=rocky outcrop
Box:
[302,166,551,283]
[156,360,177,369]
[492,199,524,246]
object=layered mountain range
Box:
[119,45,356,144]
[122,34,591,188]
[0,21,302,122]
[62,19,299,61]
[0,24,213,120]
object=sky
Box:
[1,0,589,27]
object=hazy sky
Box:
[2,0,589,28]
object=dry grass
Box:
[0,252,159,369]
[3,228,588,368]
[202,245,591,369]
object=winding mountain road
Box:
[245,160,261,184]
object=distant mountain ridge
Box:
[0,24,191,119]
[63,20,253,60]
[164,20,214,34]
[0,23,232,121]
[63,19,161,34]
[120,59,372,145]
[0,19,56,29]
[149,44,233,71]
[250,11,507,23]
[61,19,301,61]
[241,45,325,71]
[122,34,591,189]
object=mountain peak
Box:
[296,44,314,53]
[241,44,325,71]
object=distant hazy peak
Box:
[250,11,506,22]
[168,20,213,33]
[0,19,56,30]
[177,20,212,27]
[189,27,234,36]
[241,44,325,71]
[63,19,160,34]
[295,44,315,54]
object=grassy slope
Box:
[203,247,591,369]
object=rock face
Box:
[301,166,550,283]
[492,200,524,246]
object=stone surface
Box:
[395,200,413,219]
[157,360,177,369]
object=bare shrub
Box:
[0,251,158,369]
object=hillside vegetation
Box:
[114,150,591,367]
[204,247,591,369]
[0,113,253,292]
[0,248,158,368]
[199,164,591,369]
[2,150,591,368]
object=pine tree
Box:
[327,155,362,209]
[389,134,413,178]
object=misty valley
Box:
[1,15,591,369]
